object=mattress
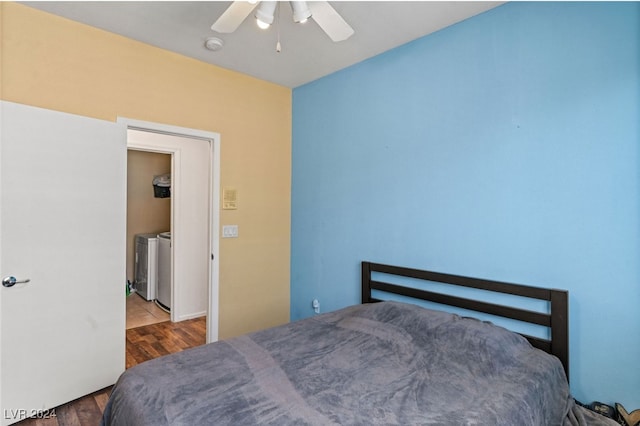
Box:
[102,301,615,425]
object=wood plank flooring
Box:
[126,315,206,368]
[15,317,206,426]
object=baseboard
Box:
[177,311,206,322]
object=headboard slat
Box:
[370,280,551,326]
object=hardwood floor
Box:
[15,317,206,426]
[126,315,206,369]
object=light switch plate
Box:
[222,225,238,238]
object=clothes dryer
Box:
[156,231,171,312]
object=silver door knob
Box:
[2,276,31,288]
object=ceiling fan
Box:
[211,1,354,42]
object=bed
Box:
[102,261,614,425]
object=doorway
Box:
[126,149,172,329]
[119,117,221,344]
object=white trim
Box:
[208,129,221,343]
[178,311,207,321]
[118,117,220,343]
[0,100,5,416]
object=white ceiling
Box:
[22,1,503,88]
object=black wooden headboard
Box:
[361,261,569,380]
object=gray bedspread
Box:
[102,301,615,425]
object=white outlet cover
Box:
[222,225,238,238]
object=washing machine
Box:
[134,234,157,301]
[156,231,171,312]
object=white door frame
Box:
[118,117,220,343]
[1,99,5,416]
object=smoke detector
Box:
[204,37,224,52]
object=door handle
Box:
[2,276,31,288]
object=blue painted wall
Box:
[291,2,639,407]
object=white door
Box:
[0,101,125,425]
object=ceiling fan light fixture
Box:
[290,1,312,24]
[256,19,270,29]
[255,1,277,29]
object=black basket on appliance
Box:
[153,174,171,198]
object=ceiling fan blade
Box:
[308,1,354,42]
[211,1,258,33]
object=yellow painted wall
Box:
[0,3,291,339]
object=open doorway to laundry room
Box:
[119,118,221,369]
[125,145,208,368]
[126,149,172,329]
